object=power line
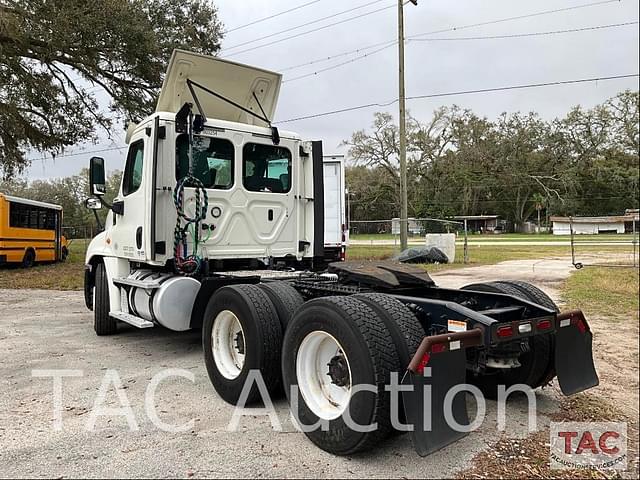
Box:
[409,21,638,42]
[282,42,397,83]
[277,40,395,72]
[222,0,388,52]
[281,21,636,84]
[28,145,126,162]
[276,73,639,123]
[407,0,624,40]
[222,1,401,57]
[224,0,324,34]
[273,0,627,80]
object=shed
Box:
[453,215,499,233]
[550,215,637,235]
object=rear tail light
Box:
[576,318,587,334]
[496,325,514,338]
[537,319,552,331]
[416,352,431,375]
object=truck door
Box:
[110,132,150,261]
[238,141,297,258]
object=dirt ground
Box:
[0,257,637,478]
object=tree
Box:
[0,0,224,178]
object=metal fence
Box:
[569,217,639,269]
[62,225,94,257]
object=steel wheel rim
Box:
[212,310,246,380]
[296,330,352,420]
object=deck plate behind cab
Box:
[328,261,435,289]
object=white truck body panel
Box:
[156,49,281,128]
[323,155,347,250]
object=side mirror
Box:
[84,197,102,210]
[89,156,106,196]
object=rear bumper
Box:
[403,309,599,456]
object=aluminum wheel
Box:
[296,330,352,420]
[212,310,246,380]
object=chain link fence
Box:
[62,225,94,258]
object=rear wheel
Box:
[94,263,117,335]
[353,293,424,369]
[203,284,282,405]
[282,296,400,455]
[462,281,555,397]
[21,249,35,268]
[493,280,558,386]
[258,281,304,329]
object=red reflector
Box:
[537,319,552,331]
[576,318,587,334]
[496,325,514,338]
[416,352,431,375]
[431,343,446,354]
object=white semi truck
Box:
[83,49,598,457]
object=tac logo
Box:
[550,422,627,470]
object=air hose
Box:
[172,175,208,276]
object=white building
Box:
[550,214,638,235]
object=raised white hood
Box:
[156,49,282,127]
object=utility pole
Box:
[398,0,417,251]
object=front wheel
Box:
[94,263,117,335]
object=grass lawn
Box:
[350,232,637,242]
[0,239,89,290]
[562,266,639,317]
[347,242,636,265]
[1,239,637,291]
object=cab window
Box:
[176,135,234,189]
[242,143,292,193]
[122,139,144,196]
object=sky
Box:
[25,0,640,180]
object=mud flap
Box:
[555,310,599,396]
[401,348,470,456]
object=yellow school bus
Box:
[0,193,69,267]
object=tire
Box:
[461,281,553,397]
[94,263,117,335]
[353,293,424,369]
[282,296,400,455]
[258,281,304,329]
[494,280,559,312]
[203,284,282,405]
[493,280,558,387]
[21,249,35,268]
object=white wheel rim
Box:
[296,331,352,420]
[212,310,245,380]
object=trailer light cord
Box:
[172,175,209,276]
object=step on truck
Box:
[84,50,599,456]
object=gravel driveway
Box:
[0,258,598,478]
